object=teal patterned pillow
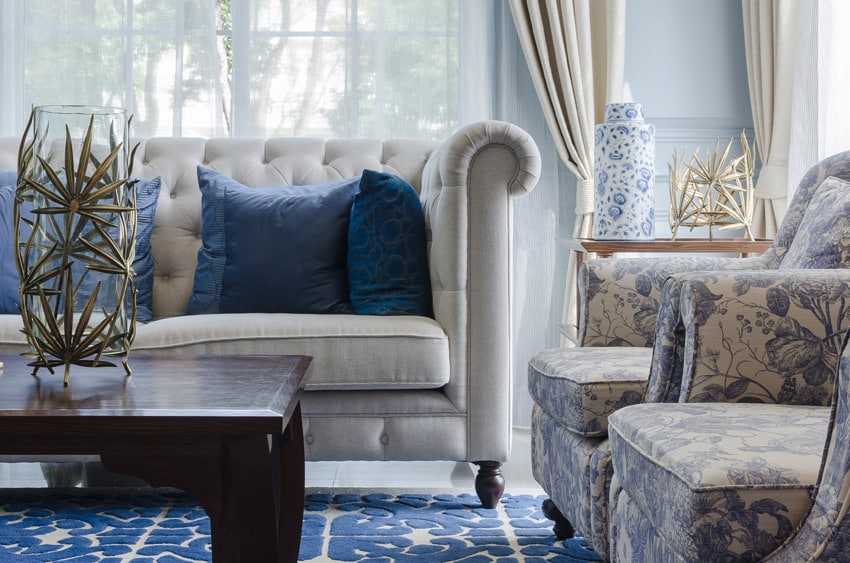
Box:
[781,176,850,269]
[347,169,432,316]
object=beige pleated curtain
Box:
[509,0,626,339]
[742,0,797,238]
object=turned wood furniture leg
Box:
[542,498,575,540]
[473,461,505,508]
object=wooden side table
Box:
[560,237,774,341]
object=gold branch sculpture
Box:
[668,131,755,240]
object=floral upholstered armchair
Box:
[608,269,850,561]
[529,149,850,560]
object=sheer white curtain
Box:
[742,0,797,238]
[508,0,625,338]
[0,0,460,140]
[788,0,850,193]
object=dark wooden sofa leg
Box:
[542,498,575,540]
[473,461,505,508]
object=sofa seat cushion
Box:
[609,402,829,560]
[528,347,651,437]
[0,312,449,391]
[131,313,449,391]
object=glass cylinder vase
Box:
[592,102,656,241]
[16,105,137,384]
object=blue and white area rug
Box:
[0,490,601,562]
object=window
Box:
[1,0,459,139]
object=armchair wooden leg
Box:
[473,461,505,508]
[542,498,575,540]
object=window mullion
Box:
[1,1,25,134]
[348,0,358,137]
[125,1,135,128]
[172,2,185,137]
[230,0,251,138]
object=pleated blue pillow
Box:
[0,170,19,314]
[0,175,162,322]
[132,177,162,323]
[187,167,359,315]
[347,169,432,316]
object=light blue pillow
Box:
[187,167,359,315]
[347,169,432,316]
[0,175,162,322]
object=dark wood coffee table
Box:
[0,354,312,563]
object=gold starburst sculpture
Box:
[668,131,755,240]
[15,107,138,385]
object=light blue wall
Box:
[625,0,753,235]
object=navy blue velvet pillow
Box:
[0,175,162,322]
[187,167,359,315]
[347,169,432,316]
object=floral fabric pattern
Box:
[528,347,651,437]
[531,404,605,555]
[678,270,850,406]
[769,335,850,562]
[532,150,850,562]
[644,276,688,403]
[579,148,850,350]
[578,255,764,347]
[612,489,685,563]
[609,402,829,560]
[779,176,850,270]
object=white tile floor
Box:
[303,427,543,495]
[0,427,544,496]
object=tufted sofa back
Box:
[129,137,439,320]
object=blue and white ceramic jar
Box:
[592,102,656,241]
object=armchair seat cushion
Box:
[528,347,651,437]
[609,402,828,560]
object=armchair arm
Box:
[677,269,850,406]
[579,254,771,347]
[418,120,540,461]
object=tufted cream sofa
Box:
[0,120,541,506]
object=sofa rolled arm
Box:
[677,269,850,406]
[579,254,771,347]
[418,120,540,462]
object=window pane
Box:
[349,35,458,139]
[250,0,350,33]
[358,0,458,33]
[24,32,127,109]
[13,0,459,139]
[247,36,347,137]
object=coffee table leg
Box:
[101,432,294,563]
[222,433,283,561]
[273,402,305,562]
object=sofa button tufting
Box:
[380,434,389,445]
[169,192,177,199]
[305,435,315,445]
